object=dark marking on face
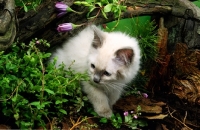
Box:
[93,68,104,83]
[93,74,101,83]
[92,67,112,83]
[115,48,134,66]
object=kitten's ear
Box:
[114,48,134,66]
[91,25,105,49]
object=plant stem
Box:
[0,79,23,101]
[34,46,45,104]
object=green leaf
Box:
[44,88,55,95]
[101,10,108,19]
[120,5,127,11]
[12,96,17,102]
[14,113,19,120]
[99,117,108,123]
[55,100,62,104]
[59,109,67,115]
[42,101,52,105]
[87,7,96,18]
[22,1,28,12]
[30,101,40,106]
[62,99,68,102]
[86,0,94,2]
[116,113,122,123]
[40,101,51,109]
[24,78,33,88]
[43,53,51,58]
[96,2,102,7]
[74,1,92,6]
[74,1,81,5]
[104,4,113,13]
[100,0,109,4]
[125,115,132,123]
[137,105,141,111]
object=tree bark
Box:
[15,0,200,49]
[0,0,16,51]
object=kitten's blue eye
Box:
[91,64,95,69]
[104,71,111,76]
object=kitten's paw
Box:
[96,108,112,118]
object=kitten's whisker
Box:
[108,82,127,90]
[124,84,135,90]
[105,82,122,93]
[104,83,117,92]
[111,82,128,87]
[102,83,111,93]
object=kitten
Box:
[50,25,141,118]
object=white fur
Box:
[50,25,141,118]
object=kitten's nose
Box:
[93,76,100,83]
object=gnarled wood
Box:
[0,0,16,51]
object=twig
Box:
[69,116,94,130]
[34,46,45,103]
[183,111,187,124]
[167,106,192,130]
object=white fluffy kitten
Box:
[51,25,141,118]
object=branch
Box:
[167,106,193,130]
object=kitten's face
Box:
[88,55,122,84]
[87,26,134,86]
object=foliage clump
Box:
[130,19,158,62]
[0,39,88,129]
[74,0,126,19]
[15,0,43,12]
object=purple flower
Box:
[57,23,82,32]
[57,23,73,32]
[55,2,69,17]
[55,2,68,11]
[142,93,148,98]
[55,2,82,18]
[124,111,129,116]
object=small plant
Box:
[74,0,127,29]
[74,0,126,19]
[99,106,147,129]
[123,106,148,129]
[0,38,88,129]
